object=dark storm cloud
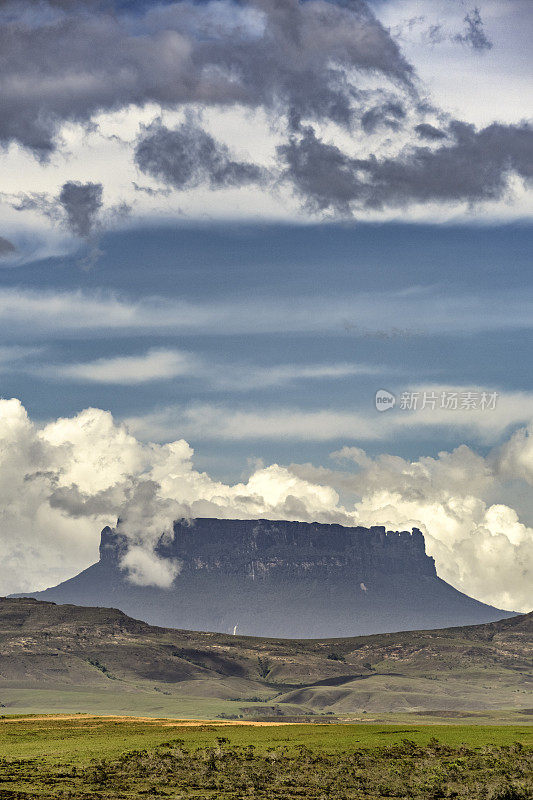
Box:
[279,120,533,213]
[278,126,364,213]
[0,0,413,156]
[361,101,406,134]
[454,7,493,51]
[0,236,16,257]
[58,182,103,237]
[415,123,447,141]
[135,121,264,190]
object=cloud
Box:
[215,362,382,390]
[0,0,412,156]
[8,192,60,220]
[0,236,16,257]
[454,7,493,51]
[0,0,530,229]
[4,181,111,242]
[125,404,383,442]
[120,545,181,588]
[0,398,346,592]
[49,348,197,384]
[414,123,446,141]
[0,345,41,370]
[0,0,529,231]
[493,423,533,486]
[0,399,143,594]
[0,397,531,611]
[390,5,494,53]
[123,385,533,444]
[58,181,103,238]
[38,348,380,388]
[279,125,365,213]
[135,119,265,190]
[2,285,533,339]
[279,119,533,212]
[361,101,406,135]
[131,182,171,197]
[0,399,190,591]
[342,444,533,613]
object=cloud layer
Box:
[1,0,531,252]
[0,0,410,156]
[0,398,531,612]
[38,346,381,388]
[1,285,533,338]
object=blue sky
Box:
[1,220,532,481]
[0,0,531,608]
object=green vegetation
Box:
[87,658,115,679]
[327,651,347,661]
[0,717,531,799]
[257,656,272,677]
[1,717,532,761]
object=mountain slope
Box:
[0,598,530,717]
[17,518,514,637]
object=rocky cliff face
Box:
[101,518,437,581]
[21,518,513,638]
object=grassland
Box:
[1,687,532,724]
[1,716,533,760]
[0,716,531,799]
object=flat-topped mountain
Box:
[18,518,514,638]
[99,518,438,579]
[0,598,530,717]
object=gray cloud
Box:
[394,8,494,52]
[415,123,447,141]
[0,236,16,257]
[135,120,265,190]
[427,23,445,46]
[361,101,406,134]
[9,192,59,218]
[58,181,103,237]
[4,182,120,248]
[279,126,364,213]
[132,182,171,198]
[0,0,412,156]
[454,7,493,51]
[280,120,533,213]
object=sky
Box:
[0,0,531,613]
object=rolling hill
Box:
[0,598,530,719]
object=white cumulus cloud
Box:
[0,397,531,612]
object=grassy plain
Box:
[0,716,532,762]
[0,716,531,799]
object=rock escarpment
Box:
[101,519,436,579]
[21,518,513,637]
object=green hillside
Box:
[0,598,531,719]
